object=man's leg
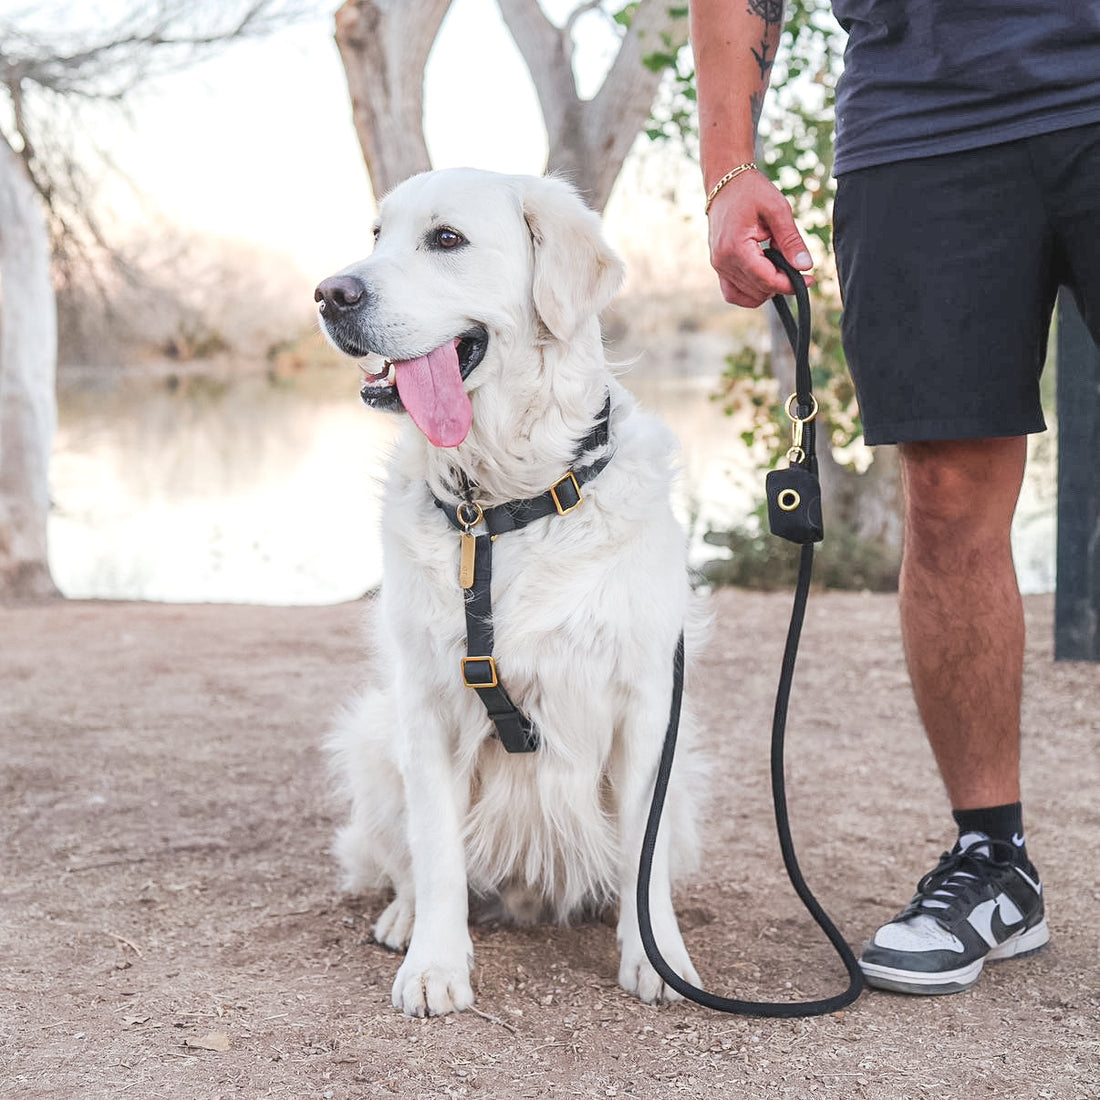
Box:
[833,143,1057,994]
[859,434,1049,996]
[897,436,1027,811]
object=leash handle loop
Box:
[765,246,814,418]
[636,249,864,1017]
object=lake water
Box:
[49,362,1056,604]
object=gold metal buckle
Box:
[462,655,498,688]
[549,471,582,515]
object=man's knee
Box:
[899,437,1028,531]
[897,438,1028,578]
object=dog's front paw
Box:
[392,957,474,1017]
[618,944,701,1005]
[373,896,415,951]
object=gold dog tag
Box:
[459,532,477,590]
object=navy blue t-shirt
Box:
[831,0,1100,174]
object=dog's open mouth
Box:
[360,326,488,448]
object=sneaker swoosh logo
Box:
[969,896,1027,948]
[1011,832,1025,848]
[990,905,1028,943]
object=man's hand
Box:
[707,170,814,307]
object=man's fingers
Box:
[706,173,818,305]
[720,260,817,307]
[718,275,770,308]
[771,230,814,274]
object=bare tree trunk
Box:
[496,0,688,212]
[333,0,454,199]
[332,0,687,212]
[0,134,59,600]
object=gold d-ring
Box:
[456,500,484,531]
[784,392,819,423]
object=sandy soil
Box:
[2,590,1097,1099]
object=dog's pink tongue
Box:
[393,341,472,448]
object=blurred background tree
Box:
[334,0,689,213]
[0,0,309,599]
[3,0,903,602]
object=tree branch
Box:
[496,0,579,122]
[496,0,688,211]
[563,0,604,41]
[0,1,310,245]
[332,0,453,197]
[0,2,303,102]
[589,0,688,135]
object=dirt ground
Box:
[2,590,1097,1099]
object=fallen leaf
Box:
[184,1032,231,1052]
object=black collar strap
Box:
[432,392,613,754]
[432,393,613,536]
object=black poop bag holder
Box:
[764,248,824,546]
[635,247,865,1018]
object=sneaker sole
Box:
[861,918,1050,996]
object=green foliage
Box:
[713,0,860,464]
[716,276,861,467]
[699,506,900,592]
[761,0,844,251]
[637,3,698,151]
[612,2,640,28]
[644,1,854,458]
[641,2,902,588]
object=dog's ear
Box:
[521,176,624,342]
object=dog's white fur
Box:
[322,168,706,1017]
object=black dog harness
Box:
[431,394,613,753]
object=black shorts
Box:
[833,121,1100,446]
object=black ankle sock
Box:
[952,802,1027,862]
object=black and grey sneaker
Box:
[860,832,1049,995]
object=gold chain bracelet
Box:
[704,162,758,215]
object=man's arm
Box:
[690,0,813,306]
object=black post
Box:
[1055,290,1100,661]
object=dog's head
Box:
[315,169,623,448]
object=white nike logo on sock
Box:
[1011,832,1025,847]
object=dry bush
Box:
[56,226,315,366]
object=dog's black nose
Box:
[315,275,367,314]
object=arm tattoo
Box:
[748,0,783,26]
[748,0,783,80]
[750,90,764,132]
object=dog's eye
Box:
[433,226,466,250]
[372,224,381,242]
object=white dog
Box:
[317,168,705,1017]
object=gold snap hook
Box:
[783,393,818,467]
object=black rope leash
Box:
[636,248,865,1017]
